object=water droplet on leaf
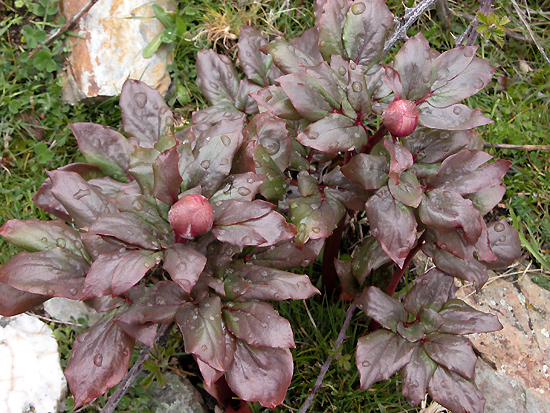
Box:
[200,160,211,169]
[93,354,103,367]
[494,222,506,232]
[352,81,363,92]
[73,188,90,200]
[351,2,366,14]
[338,66,347,76]
[132,200,143,211]
[238,187,251,196]
[453,106,462,115]
[135,92,147,108]
[221,135,231,146]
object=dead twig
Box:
[28,0,99,59]
[484,143,550,151]
[509,0,550,67]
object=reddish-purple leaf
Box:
[428,367,485,413]
[356,330,415,390]
[176,297,226,371]
[423,244,488,292]
[234,79,262,114]
[249,238,324,270]
[384,138,413,178]
[128,146,159,194]
[428,56,497,108]
[87,212,164,251]
[223,301,294,348]
[341,153,389,190]
[236,264,320,300]
[351,236,392,283]
[249,85,301,120]
[0,219,85,257]
[423,333,477,379]
[114,281,188,326]
[196,357,224,388]
[114,321,157,347]
[484,220,522,270]
[0,283,49,317]
[419,103,492,130]
[69,123,134,182]
[225,342,293,408]
[119,79,173,147]
[65,319,135,408]
[388,172,422,208]
[335,258,360,295]
[0,248,88,299]
[342,0,393,68]
[278,72,333,122]
[438,299,502,335]
[402,128,473,164]
[467,184,506,216]
[48,170,118,229]
[419,189,482,245]
[365,187,417,268]
[346,58,372,113]
[260,36,321,75]
[163,244,207,293]
[152,146,182,204]
[210,173,265,204]
[289,27,324,66]
[296,113,367,153]
[431,46,477,91]
[81,249,161,299]
[196,50,239,106]
[290,193,346,247]
[356,287,407,331]
[238,25,281,86]
[400,346,437,406]
[429,226,477,262]
[316,0,351,61]
[403,268,455,316]
[392,33,433,101]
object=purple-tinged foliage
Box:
[0,0,523,410]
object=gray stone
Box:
[61,0,174,103]
[154,373,206,413]
[44,297,100,324]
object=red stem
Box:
[385,233,426,297]
[360,125,388,154]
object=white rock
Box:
[0,314,67,413]
[61,0,174,103]
[44,297,99,325]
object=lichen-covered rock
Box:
[61,0,174,103]
[457,275,550,412]
[0,314,67,412]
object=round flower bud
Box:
[382,99,420,137]
[169,194,214,239]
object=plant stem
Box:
[100,323,172,413]
[321,215,346,295]
[298,303,357,413]
[385,233,426,297]
[360,125,388,154]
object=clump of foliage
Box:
[0,0,522,411]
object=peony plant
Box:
[0,0,522,411]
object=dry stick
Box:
[100,323,172,413]
[28,0,99,59]
[484,143,550,151]
[509,0,550,67]
[382,0,438,58]
[298,304,357,413]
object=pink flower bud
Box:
[382,99,419,137]
[169,194,214,239]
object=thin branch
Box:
[509,0,550,67]
[100,323,172,413]
[484,143,550,151]
[382,0,438,58]
[454,0,495,47]
[28,0,99,58]
[298,304,357,413]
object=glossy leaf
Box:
[248,238,324,270]
[388,171,422,208]
[316,0,351,61]
[402,128,473,164]
[423,334,477,379]
[163,244,207,293]
[428,367,485,413]
[152,146,182,204]
[438,299,502,335]
[120,79,173,147]
[236,263,320,300]
[296,113,367,153]
[0,247,88,299]
[176,296,226,371]
[384,138,413,178]
[430,46,477,91]
[400,346,437,407]
[341,153,388,190]
[342,0,393,68]
[356,330,415,390]
[48,170,118,229]
[419,103,492,130]
[351,236,391,283]
[65,319,135,408]
[238,25,280,86]
[260,36,321,75]
[365,187,417,268]
[0,283,49,317]
[209,173,265,204]
[249,86,301,120]
[223,301,294,348]
[403,268,455,316]
[467,184,506,216]
[70,123,134,182]
[196,50,239,106]
[226,342,293,408]
[356,286,407,331]
[290,192,346,247]
[484,220,521,269]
